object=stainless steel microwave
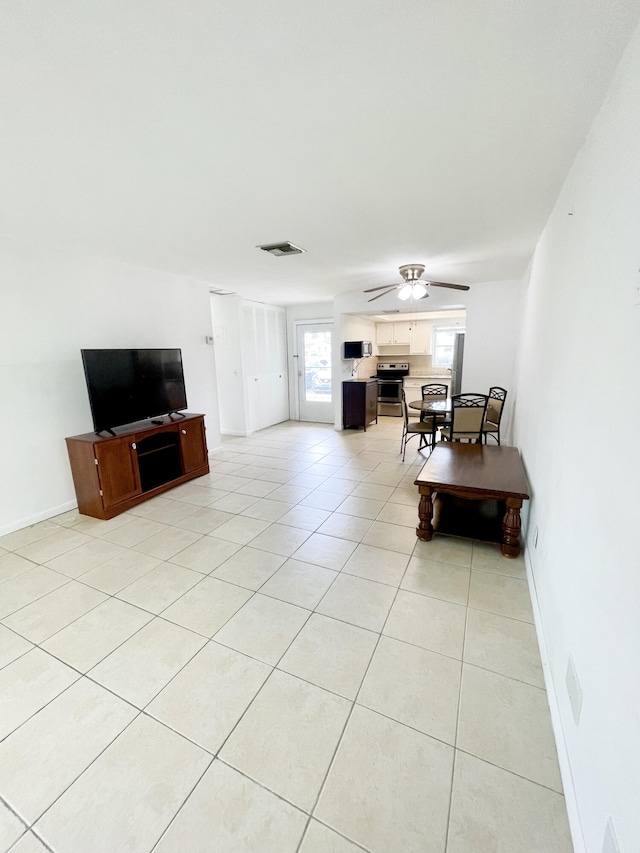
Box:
[343,341,373,359]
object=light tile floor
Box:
[0,418,574,853]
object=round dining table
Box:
[408,399,451,449]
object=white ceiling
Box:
[1,0,638,305]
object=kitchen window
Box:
[432,327,463,367]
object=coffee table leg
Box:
[416,486,434,541]
[502,497,523,557]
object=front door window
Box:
[303,330,332,402]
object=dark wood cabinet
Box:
[95,438,140,508]
[179,418,208,473]
[66,414,209,520]
[342,380,378,431]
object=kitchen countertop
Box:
[405,374,452,379]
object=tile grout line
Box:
[297,549,412,849]
[146,752,216,853]
[0,420,553,852]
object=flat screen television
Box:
[81,348,188,433]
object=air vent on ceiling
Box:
[209,288,236,296]
[257,241,306,256]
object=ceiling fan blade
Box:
[367,287,399,302]
[363,284,398,293]
[427,281,470,291]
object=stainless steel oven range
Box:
[375,362,410,414]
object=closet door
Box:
[243,301,289,432]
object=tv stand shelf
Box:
[138,446,176,457]
[66,413,209,520]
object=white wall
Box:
[513,22,640,853]
[462,280,524,443]
[340,312,377,379]
[0,236,221,535]
[333,313,378,427]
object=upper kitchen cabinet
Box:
[375,311,465,355]
[394,321,412,343]
[376,321,411,346]
[376,323,394,345]
[409,320,432,354]
[376,320,430,353]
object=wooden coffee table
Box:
[414,443,530,557]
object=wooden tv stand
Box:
[66,413,209,520]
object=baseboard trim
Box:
[525,550,586,853]
[0,500,78,538]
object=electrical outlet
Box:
[602,818,620,853]
[565,656,583,725]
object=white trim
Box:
[525,549,586,853]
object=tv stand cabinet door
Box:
[96,438,141,508]
[179,417,208,473]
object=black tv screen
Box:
[81,349,188,432]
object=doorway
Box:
[295,323,333,423]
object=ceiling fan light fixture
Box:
[363,264,470,302]
[399,264,426,282]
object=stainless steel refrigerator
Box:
[450,333,465,395]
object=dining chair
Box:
[482,386,507,444]
[400,391,433,461]
[420,382,448,415]
[421,383,448,400]
[439,393,488,444]
[420,383,449,440]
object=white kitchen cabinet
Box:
[392,321,411,344]
[409,320,432,354]
[403,377,451,400]
[376,323,394,345]
[402,378,425,401]
[376,321,411,345]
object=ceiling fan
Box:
[364,264,470,302]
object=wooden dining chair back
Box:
[483,386,507,444]
[439,393,488,444]
[400,391,433,460]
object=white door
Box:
[296,323,333,423]
[243,302,289,433]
